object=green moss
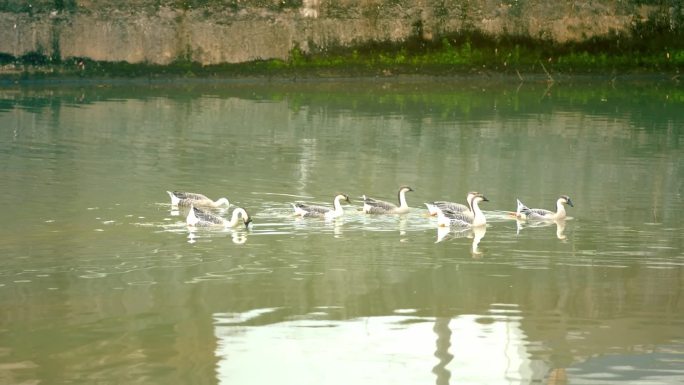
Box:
[20,51,51,65]
[2,26,683,81]
[54,0,77,12]
[0,53,15,65]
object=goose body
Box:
[425,191,479,219]
[435,193,489,228]
[167,191,230,208]
[186,205,252,228]
[517,195,574,220]
[293,194,351,219]
[363,186,413,214]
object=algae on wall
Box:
[0,0,681,65]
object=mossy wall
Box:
[0,0,681,65]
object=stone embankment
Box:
[0,1,678,65]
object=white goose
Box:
[362,186,413,214]
[167,191,230,208]
[292,194,351,219]
[516,195,574,220]
[435,193,489,228]
[425,191,479,219]
[186,205,252,228]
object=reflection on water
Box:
[0,80,683,384]
[436,225,487,257]
[516,218,568,240]
[213,309,541,385]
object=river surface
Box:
[1,78,683,385]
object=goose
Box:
[516,195,574,221]
[292,194,351,219]
[435,193,489,228]
[362,186,413,214]
[167,191,230,208]
[425,191,479,218]
[186,205,252,229]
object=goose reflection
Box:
[399,216,408,238]
[333,218,344,238]
[516,218,567,240]
[554,218,567,240]
[186,227,250,244]
[186,218,251,244]
[471,225,487,255]
[436,225,487,256]
[187,230,197,244]
[231,231,248,244]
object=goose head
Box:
[335,194,351,204]
[399,186,414,194]
[466,191,479,207]
[472,193,489,204]
[467,192,488,209]
[397,186,414,201]
[243,216,253,229]
[236,208,252,229]
[559,195,574,207]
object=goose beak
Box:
[480,195,489,202]
[567,198,574,207]
[244,218,253,229]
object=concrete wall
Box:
[0,0,675,65]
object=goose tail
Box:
[433,207,450,227]
[424,202,439,216]
[292,203,307,217]
[186,204,199,226]
[167,191,180,206]
[514,199,528,218]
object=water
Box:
[1,78,683,384]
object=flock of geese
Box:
[166,187,574,231]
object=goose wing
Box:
[442,209,474,226]
[521,207,554,220]
[294,203,330,217]
[435,208,473,227]
[433,201,469,213]
[192,206,225,225]
[363,196,397,213]
[174,191,210,201]
[427,202,474,220]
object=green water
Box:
[1,79,683,384]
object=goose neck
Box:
[398,190,409,209]
[332,195,345,214]
[555,199,567,219]
[214,198,230,207]
[471,198,486,226]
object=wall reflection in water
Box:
[213,308,545,385]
